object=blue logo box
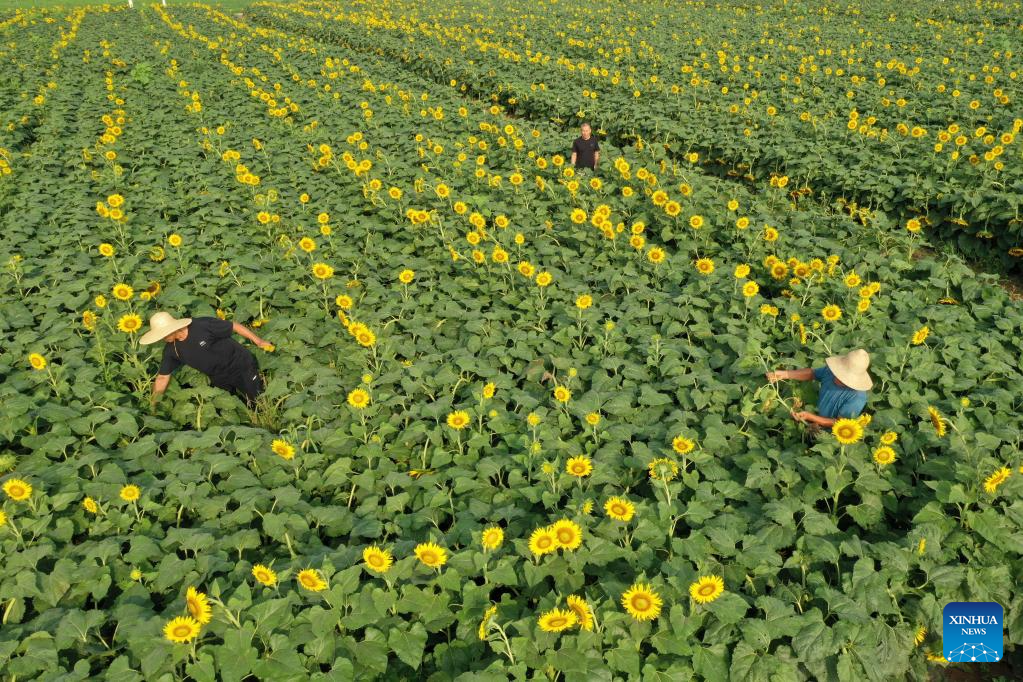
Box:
[943,602,1003,662]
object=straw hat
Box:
[140,312,192,345]
[825,349,873,391]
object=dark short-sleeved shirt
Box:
[572,135,600,169]
[813,366,867,419]
[158,317,246,381]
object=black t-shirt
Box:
[158,317,245,380]
[572,136,600,168]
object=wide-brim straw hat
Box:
[140,311,192,345]
[825,348,873,391]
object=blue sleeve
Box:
[813,366,828,381]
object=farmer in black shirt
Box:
[140,311,273,408]
[571,123,600,170]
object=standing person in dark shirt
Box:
[140,311,273,408]
[571,123,600,171]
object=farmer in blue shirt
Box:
[766,349,872,428]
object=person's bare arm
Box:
[593,150,600,168]
[791,411,837,427]
[151,373,171,406]
[570,151,577,166]
[766,368,815,382]
[233,322,272,350]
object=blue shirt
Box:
[813,366,867,419]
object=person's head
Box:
[140,312,192,346]
[163,327,189,343]
[581,123,591,139]
[825,348,872,391]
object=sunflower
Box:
[107,193,124,208]
[648,457,679,481]
[622,583,663,620]
[742,281,759,297]
[335,294,353,309]
[770,262,789,280]
[271,439,295,460]
[844,272,861,288]
[605,496,635,522]
[911,326,930,345]
[528,526,559,556]
[832,418,863,445]
[311,263,334,279]
[570,208,586,224]
[873,446,896,467]
[446,410,470,430]
[82,497,99,514]
[575,294,592,310]
[914,626,927,647]
[398,269,415,284]
[163,616,201,643]
[553,386,571,403]
[517,261,535,278]
[689,215,704,229]
[28,353,47,370]
[733,264,751,279]
[363,546,394,574]
[186,586,212,624]
[527,413,541,427]
[689,575,725,604]
[535,271,553,287]
[347,388,370,409]
[585,412,601,426]
[481,526,504,550]
[119,484,140,502]
[481,382,496,400]
[538,608,577,633]
[983,467,1012,494]
[566,456,593,478]
[478,605,498,640]
[927,407,946,437]
[98,243,115,257]
[880,431,898,445]
[354,327,376,347]
[112,283,133,301]
[672,436,695,455]
[317,212,330,224]
[82,310,97,331]
[297,568,328,591]
[251,564,277,586]
[551,519,582,550]
[647,247,666,264]
[117,314,142,334]
[906,218,922,233]
[167,234,183,248]
[298,237,316,253]
[414,542,447,568]
[3,478,32,501]
[695,258,714,274]
[821,304,842,322]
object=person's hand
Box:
[791,411,813,424]
[766,370,786,383]
[257,340,275,352]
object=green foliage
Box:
[0,2,1021,680]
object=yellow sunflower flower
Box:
[604,496,635,522]
[566,456,593,478]
[832,418,864,445]
[689,575,725,604]
[414,542,447,568]
[551,519,582,551]
[481,526,504,550]
[538,608,577,632]
[622,582,663,620]
[163,616,201,643]
[363,546,394,574]
[251,564,278,587]
[297,568,328,591]
[186,586,212,624]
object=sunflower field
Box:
[0,1,1021,680]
